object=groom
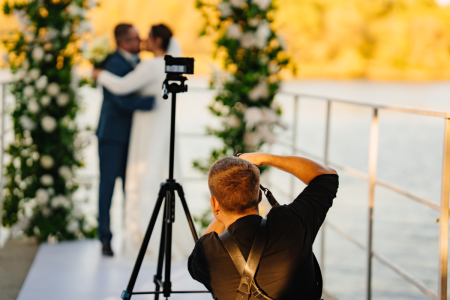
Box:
[96,23,154,256]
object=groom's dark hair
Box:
[114,23,133,45]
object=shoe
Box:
[102,242,114,256]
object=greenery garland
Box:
[2,0,96,242]
[194,0,290,172]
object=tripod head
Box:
[162,73,188,99]
[161,55,194,99]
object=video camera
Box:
[165,55,194,75]
[162,55,194,99]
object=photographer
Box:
[188,153,338,300]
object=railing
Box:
[277,92,450,300]
[0,78,448,300]
[188,87,449,300]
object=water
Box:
[3,78,450,299]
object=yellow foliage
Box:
[2,0,450,79]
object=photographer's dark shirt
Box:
[188,174,338,300]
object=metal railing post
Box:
[290,95,299,199]
[438,118,450,300]
[366,108,379,300]
[321,100,332,284]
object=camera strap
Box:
[219,218,274,300]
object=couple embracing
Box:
[94,23,192,257]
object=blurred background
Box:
[1,1,450,300]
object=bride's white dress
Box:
[97,44,195,260]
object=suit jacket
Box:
[96,51,155,144]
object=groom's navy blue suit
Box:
[97,51,155,245]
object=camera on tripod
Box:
[165,55,194,74]
[121,55,207,300]
[162,55,194,99]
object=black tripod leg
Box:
[175,183,199,242]
[122,184,166,300]
[153,201,167,300]
[163,188,175,298]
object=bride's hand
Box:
[93,68,103,80]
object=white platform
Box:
[17,240,212,300]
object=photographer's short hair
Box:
[114,23,133,45]
[208,157,260,214]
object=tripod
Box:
[121,74,210,300]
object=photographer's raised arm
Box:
[239,153,337,185]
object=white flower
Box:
[252,0,271,10]
[56,93,69,106]
[40,155,54,169]
[13,10,31,31]
[36,189,50,205]
[47,234,58,244]
[278,35,287,50]
[218,2,232,17]
[40,95,51,106]
[240,32,256,49]
[66,219,79,233]
[23,76,32,84]
[76,20,91,35]
[231,0,245,7]
[83,37,110,63]
[42,207,51,217]
[22,59,30,70]
[14,69,27,80]
[23,85,35,98]
[244,131,262,148]
[35,75,48,90]
[27,99,40,114]
[244,107,263,126]
[61,24,71,37]
[227,114,242,128]
[32,47,45,61]
[41,174,54,186]
[58,165,72,180]
[41,116,57,133]
[2,52,8,63]
[268,60,280,74]
[261,107,278,123]
[19,116,36,131]
[46,82,60,96]
[45,28,59,41]
[86,0,98,9]
[226,24,242,39]
[44,53,53,62]
[71,207,83,219]
[255,21,271,49]
[259,54,269,65]
[248,18,260,27]
[67,4,86,17]
[51,195,70,208]
[248,81,269,101]
[257,124,276,144]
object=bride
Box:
[96,24,194,260]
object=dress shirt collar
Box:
[118,48,139,68]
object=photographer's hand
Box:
[202,219,225,236]
[238,152,267,167]
[239,153,337,185]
